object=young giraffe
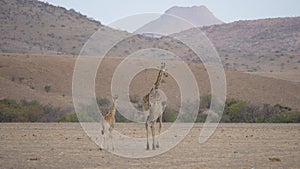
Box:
[143,62,168,150]
[100,95,118,150]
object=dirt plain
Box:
[0,123,299,169]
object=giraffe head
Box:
[153,62,168,90]
[112,95,118,103]
[160,62,168,78]
[112,95,118,108]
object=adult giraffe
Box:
[143,62,168,150]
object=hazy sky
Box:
[42,0,300,25]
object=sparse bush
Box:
[275,50,280,53]
[47,33,55,38]
[0,99,61,122]
[97,97,110,106]
[129,95,139,104]
[269,157,281,162]
[162,107,177,122]
[124,50,130,55]
[245,104,260,123]
[200,95,212,110]
[226,100,247,122]
[115,111,131,123]
[44,85,51,93]
[289,56,294,59]
[97,97,110,115]
[274,104,292,111]
[196,112,208,122]
[18,76,24,82]
[270,112,300,123]
[76,110,97,122]
[224,99,298,123]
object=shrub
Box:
[261,104,280,122]
[59,112,78,122]
[274,104,292,111]
[44,85,51,93]
[270,112,300,123]
[162,107,177,122]
[115,111,131,123]
[0,99,61,122]
[129,95,139,104]
[269,157,281,162]
[200,95,211,110]
[97,97,110,106]
[226,101,247,122]
[196,113,208,122]
[18,76,24,82]
[97,97,110,114]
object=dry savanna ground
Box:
[0,123,299,169]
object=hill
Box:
[199,17,300,72]
[0,0,127,55]
[135,5,223,35]
[0,1,299,73]
[105,17,300,73]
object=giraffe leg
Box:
[103,131,106,149]
[100,119,106,149]
[109,129,114,151]
[151,121,156,150]
[146,121,149,150]
[156,115,162,148]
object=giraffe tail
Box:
[101,118,105,135]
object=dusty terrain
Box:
[0,123,299,169]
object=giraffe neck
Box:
[110,101,116,116]
[105,100,116,122]
[154,70,163,89]
[143,69,165,111]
